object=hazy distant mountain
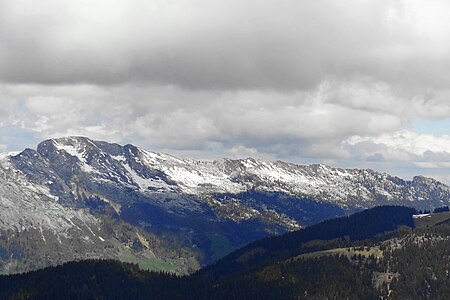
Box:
[1,136,449,274]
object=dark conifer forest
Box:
[6,206,450,299]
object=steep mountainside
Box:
[1,136,450,274]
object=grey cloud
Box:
[422,150,450,163]
[366,153,384,162]
[1,0,450,91]
[1,82,407,153]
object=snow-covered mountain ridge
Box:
[24,136,450,209]
[1,136,449,274]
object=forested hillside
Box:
[5,205,449,299]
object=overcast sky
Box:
[1,0,450,183]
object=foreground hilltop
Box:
[0,136,449,274]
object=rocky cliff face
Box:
[1,136,449,274]
[0,148,199,275]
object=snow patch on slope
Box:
[140,150,245,194]
[122,162,171,192]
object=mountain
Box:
[5,206,450,299]
[1,136,450,274]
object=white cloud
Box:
[347,130,450,157]
[345,130,450,178]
